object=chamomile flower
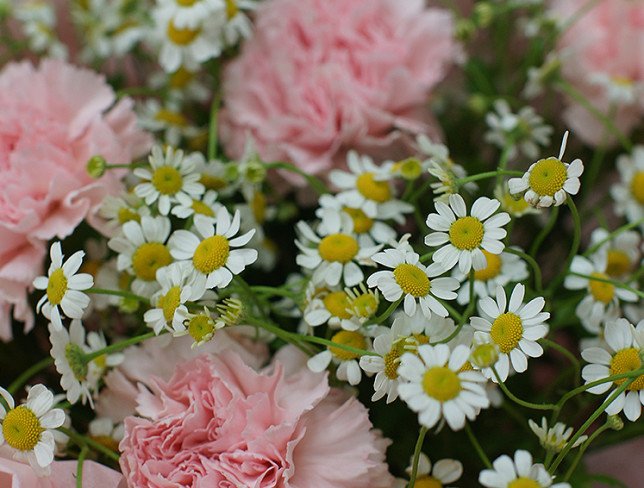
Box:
[88,417,124,453]
[169,210,257,293]
[508,131,584,208]
[494,183,540,218]
[296,218,380,287]
[171,189,222,219]
[588,228,641,280]
[158,0,222,29]
[329,151,411,218]
[0,385,65,473]
[98,193,150,234]
[564,254,638,333]
[221,0,257,46]
[367,245,459,319]
[425,194,511,274]
[307,330,371,386]
[403,453,463,488]
[470,284,550,382]
[453,248,529,305]
[479,450,571,488]
[134,145,204,215]
[33,242,93,330]
[590,72,643,106]
[138,99,197,145]
[581,318,644,421]
[303,287,353,330]
[528,418,587,453]
[610,146,644,230]
[397,344,490,430]
[108,216,174,298]
[172,306,225,348]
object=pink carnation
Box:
[219,0,460,186]
[0,59,151,340]
[551,0,644,146]
[119,349,393,488]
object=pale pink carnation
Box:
[119,349,393,488]
[551,0,644,146]
[0,59,151,340]
[219,0,461,186]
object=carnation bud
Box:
[471,343,499,368]
[87,155,107,178]
[606,415,624,431]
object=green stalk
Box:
[59,427,120,462]
[566,273,644,300]
[493,367,557,410]
[504,247,543,293]
[407,426,428,488]
[265,162,329,195]
[584,219,644,256]
[465,423,492,469]
[529,206,559,257]
[563,421,611,481]
[83,332,156,362]
[546,198,581,293]
[8,357,54,395]
[455,169,523,187]
[76,446,88,488]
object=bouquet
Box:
[0,0,642,487]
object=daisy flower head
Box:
[479,449,570,488]
[403,453,463,488]
[172,306,225,348]
[425,194,511,274]
[367,245,459,319]
[88,417,124,453]
[564,254,638,334]
[0,385,65,473]
[397,343,490,430]
[307,329,371,386]
[302,286,352,330]
[169,210,257,294]
[296,217,381,288]
[157,0,222,29]
[138,99,197,146]
[528,417,587,453]
[581,318,644,421]
[470,284,550,383]
[171,189,222,220]
[508,131,584,208]
[610,146,644,231]
[33,242,93,330]
[588,227,641,280]
[108,215,174,298]
[98,192,150,235]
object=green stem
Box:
[86,287,148,304]
[207,90,222,160]
[265,162,329,195]
[529,206,559,257]
[407,426,428,488]
[546,198,581,293]
[234,276,267,318]
[245,317,312,354]
[297,334,378,357]
[584,218,644,256]
[493,367,557,410]
[83,332,156,362]
[465,423,492,469]
[374,298,402,324]
[563,421,611,481]
[419,252,434,263]
[8,357,53,395]
[540,338,581,386]
[455,169,523,187]
[566,272,644,299]
[76,446,88,488]
[250,286,298,299]
[496,145,513,188]
[504,247,543,293]
[408,178,433,204]
[59,427,120,462]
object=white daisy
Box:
[171,189,222,219]
[108,215,174,298]
[296,218,381,288]
[589,72,643,106]
[453,248,529,305]
[303,287,353,330]
[581,318,644,422]
[397,343,489,430]
[403,453,463,488]
[169,209,257,294]
[508,131,584,208]
[134,145,204,215]
[610,146,644,231]
[588,227,641,280]
[221,0,257,47]
[367,245,459,319]
[307,329,371,386]
[137,99,198,146]
[564,254,638,334]
[494,182,540,218]
[157,0,223,29]
[479,450,571,488]
[88,417,124,453]
[33,242,93,330]
[98,192,150,235]
[470,284,550,382]
[528,417,587,453]
[425,194,511,274]
[0,385,65,473]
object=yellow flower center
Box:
[630,171,644,205]
[191,200,215,217]
[392,157,423,180]
[132,243,173,281]
[167,20,200,45]
[588,272,615,304]
[65,342,89,381]
[383,340,407,380]
[415,476,443,488]
[508,478,540,488]
[458,361,474,372]
[154,108,189,127]
[192,235,230,274]
[610,348,644,391]
[349,292,378,318]
[490,312,523,353]
[2,406,43,452]
[200,174,227,191]
[176,0,198,5]
[343,207,373,234]
[251,191,267,224]
[393,263,430,297]
[422,366,461,402]
[323,291,352,319]
[528,157,567,196]
[151,166,184,195]
[169,67,194,89]
[356,172,391,203]
[605,250,631,278]
[501,191,531,215]
[328,330,366,360]
[449,216,484,250]
[225,0,239,19]
[117,207,141,224]
[46,268,68,306]
[318,234,359,263]
[474,250,502,281]
[93,354,107,370]
[158,286,182,322]
[187,314,215,344]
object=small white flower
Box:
[138,99,198,146]
[581,318,644,422]
[610,146,644,231]
[589,72,643,106]
[588,227,640,280]
[307,329,371,386]
[157,0,223,29]
[397,343,489,430]
[470,284,550,382]
[508,131,584,208]
[494,183,541,218]
[88,417,124,452]
[528,417,587,453]
[0,385,66,473]
[425,194,511,274]
[33,242,93,330]
[169,209,257,294]
[403,453,463,488]
[98,193,150,235]
[134,145,204,215]
[479,450,570,488]
[171,189,222,219]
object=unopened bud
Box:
[393,158,423,181]
[471,343,499,369]
[87,155,107,178]
[606,415,624,431]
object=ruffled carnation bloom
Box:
[119,348,394,487]
[0,59,151,340]
[219,0,461,186]
[551,0,644,146]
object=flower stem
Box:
[86,287,149,304]
[566,272,644,299]
[583,218,644,256]
[455,169,523,187]
[504,247,543,293]
[465,423,492,469]
[529,206,559,257]
[8,357,53,395]
[563,420,611,481]
[546,198,581,293]
[493,367,557,410]
[374,298,402,324]
[59,427,120,462]
[207,89,222,160]
[539,338,580,386]
[407,426,428,488]
[265,162,329,195]
[83,331,156,362]
[76,446,88,488]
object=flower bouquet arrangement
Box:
[0,0,642,486]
